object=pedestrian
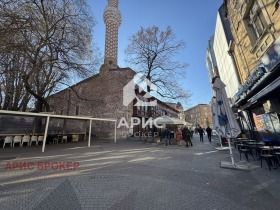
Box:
[197,126,204,142]
[176,127,182,146]
[163,127,171,146]
[206,126,212,142]
[190,129,194,138]
[182,127,193,147]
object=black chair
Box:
[238,144,255,162]
[272,147,280,169]
[260,147,274,170]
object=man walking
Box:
[164,128,171,146]
[206,126,212,142]
[197,126,204,142]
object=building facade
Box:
[185,104,213,129]
[206,36,219,88]
[224,0,280,143]
[132,96,179,136]
[213,4,241,101]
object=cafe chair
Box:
[30,136,38,146]
[272,148,280,169]
[61,136,67,143]
[22,135,30,147]
[37,136,44,145]
[53,137,58,144]
[272,153,280,169]
[3,136,13,148]
[239,144,255,162]
[13,135,22,147]
[260,147,273,170]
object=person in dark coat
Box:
[182,127,193,147]
[206,126,212,142]
[197,126,204,142]
[163,128,171,146]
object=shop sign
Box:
[242,66,266,93]
[234,66,265,101]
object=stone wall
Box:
[226,0,280,82]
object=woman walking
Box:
[176,127,182,146]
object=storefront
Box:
[249,90,280,144]
[233,36,280,145]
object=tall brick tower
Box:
[102,0,122,69]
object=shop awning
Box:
[249,76,280,103]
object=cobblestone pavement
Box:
[0,134,279,210]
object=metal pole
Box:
[228,138,235,166]
[227,125,235,166]
[88,119,92,147]
[114,121,117,143]
[214,93,223,149]
[42,116,50,152]
[63,88,71,135]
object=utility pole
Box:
[63,88,71,135]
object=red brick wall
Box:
[48,67,135,139]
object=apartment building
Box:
[185,104,213,129]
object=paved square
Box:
[0,134,279,210]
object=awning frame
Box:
[0,110,117,152]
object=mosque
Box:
[48,0,181,138]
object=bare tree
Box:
[0,52,31,111]
[125,26,191,108]
[0,0,99,112]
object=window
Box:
[247,1,266,40]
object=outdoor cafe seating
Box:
[1,133,76,148]
[258,146,280,170]
[37,136,44,145]
[22,135,30,146]
[30,135,38,146]
[61,135,67,143]
[234,136,280,170]
[237,143,255,162]
[259,146,274,170]
[13,135,22,147]
[2,136,13,148]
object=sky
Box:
[86,0,223,109]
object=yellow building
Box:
[224,0,280,142]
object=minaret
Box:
[102,0,122,69]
